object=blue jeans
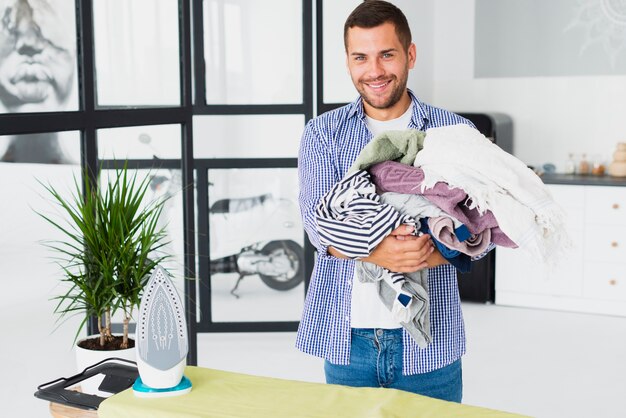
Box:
[324,328,462,402]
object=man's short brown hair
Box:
[343,0,412,52]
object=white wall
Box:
[402,0,435,102]
[431,0,626,171]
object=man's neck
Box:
[363,91,412,121]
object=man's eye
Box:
[382,53,393,59]
[354,56,365,61]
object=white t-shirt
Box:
[350,103,413,329]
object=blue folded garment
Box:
[419,218,471,273]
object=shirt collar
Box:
[346,96,365,120]
[347,89,430,130]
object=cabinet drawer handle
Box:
[611,241,619,248]
[612,203,620,210]
[609,279,617,286]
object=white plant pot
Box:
[75,335,136,397]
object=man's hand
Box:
[361,224,435,273]
[326,224,449,272]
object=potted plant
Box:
[38,163,170,356]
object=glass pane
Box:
[322,0,360,104]
[93,0,180,106]
[0,133,82,403]
[207,167,304,322]
[97,124,182,160]
[0,130,80,164]
[203,0,302,104]
[0,0,79,113]
[100,167,186,289]
[193,114,304,158]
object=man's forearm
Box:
[328,239,448,270]
[425,247,448,268]
[327,246,349,259]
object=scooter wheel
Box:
[258,240,304,291]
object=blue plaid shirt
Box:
[296,91,473,374]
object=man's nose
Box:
[15,18,45,56]
[367,58,385,79]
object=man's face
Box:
[345,22,415,117]
[0,0,75,112]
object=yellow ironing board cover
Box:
[98,366,528,418]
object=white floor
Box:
[4,302,626,417]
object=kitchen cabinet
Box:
[495,174,626,316]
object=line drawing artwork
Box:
[566,0,626,68]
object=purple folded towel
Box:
[369,161,516,248]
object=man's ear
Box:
[408,43,417,69]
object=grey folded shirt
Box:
[355,261,431,348]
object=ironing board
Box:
[98,366,528,418]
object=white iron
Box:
[132,266,192,398]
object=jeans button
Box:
[376,329,383,337]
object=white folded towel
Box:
[413,123,570,265]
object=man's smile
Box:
[364,79,392,91]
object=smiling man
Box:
[297,0,475,402]
[346,20,414,120]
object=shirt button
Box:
[376,329,383,337]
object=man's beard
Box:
[357,72,408,110]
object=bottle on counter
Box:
[578,153,590,175]
[591,154,606,176]
[564,153,576,174]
